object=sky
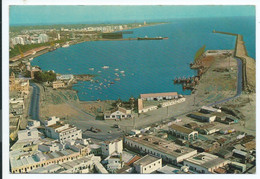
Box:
[10,5,255,26]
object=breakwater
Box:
[213,30,255,92]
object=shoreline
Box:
[9,22,167,62]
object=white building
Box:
[104,107,132,120]
[133,155,162,174]
[38,142,61,153]
[104,156,123,173]
[183,152,229,174]
[45,117,82,143]
[17,128,39,141]
[38,34,49,43]
[138,98,158,113]
[56,74,74,81]
[27,120,41,129]
[64,139,91,156]
[124,135,197,164]
[45,116,60,126]
[101,138,123,157]
[140,92,178,101]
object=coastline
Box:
[9,22,167,62]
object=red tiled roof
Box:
[125,155,141,166]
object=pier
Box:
[213,30,255,92]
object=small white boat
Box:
[102,66,109,69]
[114,78,120,81]
[120,71,125,73]
[89,68,94,71]
[98,71,102,73]
[29,57,34,61]
[114,69,119,71]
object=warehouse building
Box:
[168,124,198,140]
[188,112,216,123]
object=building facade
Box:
[133,155,162,174]
[101,139,123,157]
[168,124,198,140]
[104,107,132,120]
[44,117,82,143]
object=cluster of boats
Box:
[77,65,127,95]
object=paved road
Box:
[208,57,243,106]
[28,83,41,122]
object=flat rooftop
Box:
[184,152,227,169]
[156,165,181,174]
[125,135,197,158]
[134,154,160,166]
[10,149,75,169]
[169,124,196,134]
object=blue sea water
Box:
[31,16,255,101]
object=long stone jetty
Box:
[213,30,255,92]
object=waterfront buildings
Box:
[183,152,229,174]
[100,139,123,157]
[140,92,178,101]
[104,107,132,120]
[133,155,162,174]
[168,123,198,140]
[138,98,158,113]
[124,135,197,164]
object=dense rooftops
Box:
[125,135,196,157]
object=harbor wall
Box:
[213,30,255,92]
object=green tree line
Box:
[33,71,56,83]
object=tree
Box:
[33,71,56,83]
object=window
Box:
[28,132,31,136]
[122,115,125,117]
[144,168,146,170]
[149,166,151,168]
